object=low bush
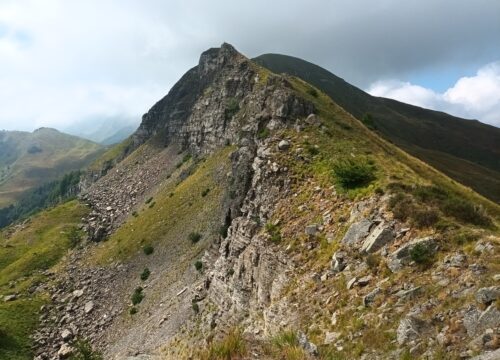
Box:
[189,232,202,244]
[192,302,200,314]
[442,197,492,227]
[145,197,153,204]
[198,328,247,360]
[332,158,376,189]
[201,188,210,197]
[69,339,103,360]
[131,287,144,305]
[194,260,203,272]
[265,222,281,243]
[129,307,137,315]
[225,98,240,119]
[143,245,154,255]
[307,87,318,97]
[410,243,434,265]
[140,267,150,281]
[412,208,439,228]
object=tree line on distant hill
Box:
[0,171,82,228]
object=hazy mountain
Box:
[62,115,139,144]
[0,127,103,207]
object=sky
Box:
[0,0,499,133]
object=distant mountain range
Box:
[0,128,104,207]
[254,54,500,202]
[62,115,139,144]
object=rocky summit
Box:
[0,44,499,360]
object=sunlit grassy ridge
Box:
[0,200,89,360]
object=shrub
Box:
[442,197,492,226]
[332,158,376,189]
[67,226,83,248]
[366,253,381,273]
[140,268,150,281]
[192,302,200,314]
[225,98,240,119]
[361,113,376,130]
[132,211,139,217]
[257,127,270,139]
[129,307,137,315]
[69,339,103,360]
[183,153,192,163]
[201,188,210,197]
[219,224,229,238]
[189,232,202,244]
[148,201,155,208]
[198,328,247,360]
[388,193,415,221]
[412,208,439,228]
[265,222,281,243]
[410,243,434,265]
[307,87,318,97]
[143,245,154,255]
[145,197,153,204]
[306,144,320,156]
[194,260,203,272]
[131,287,144,305]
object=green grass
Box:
[0,129,103,207]
[0,200,89,360]
[91,146,233,264]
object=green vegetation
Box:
[192,302,200,314]
[265,222,282,243]
[201,188,210,197]
[194,260,203,272]
[0,128,103,208]
[257,127,270,139]
[361,113,376,130]
[388,183,493,228]
[410,243,435,265]
[254,53,500,202]
[131,287,144,305]
[91,147,233,265]
[332,158,376,189]
[140,268,150,281]
[129,307,138,315]
[145,197,153,204]
[0,200,89,360]
[189,232,202,244]
[225,98,240,119]
[197,328,247,360]
[143,245,154,255]
[69,339,103,360]
[0,170,82,228]
[264,331,307,360]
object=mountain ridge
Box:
[254,53,500,202]
[1,44,499,360]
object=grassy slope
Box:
[91,145,233,265]
[0,200,89,360]
[0,128,103,207]
[254,54,500,203]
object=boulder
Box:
[277,140,290,151]
[363,287,381,307]
[298,331,318,356]
[324,331,341,345]
[341,219,373,246]
[57,343,74,359]
[305,224,319,236]
[397,315,429,345]
[84,301,94,314]
[469,348,500,360]
[60,329,72,341]
[464,304,500,337]
[361,222,395,253]
[3,294,17,302]
[331,251,347,273]
[476,286,500,305]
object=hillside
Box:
[253,54,500,203]
[0,128,104,207]
[1,44,499,360]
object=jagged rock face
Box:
[133,43,312,155]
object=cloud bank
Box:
[368,62,500,127]
[0,0,499,131]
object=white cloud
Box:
[367,62,500,127]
